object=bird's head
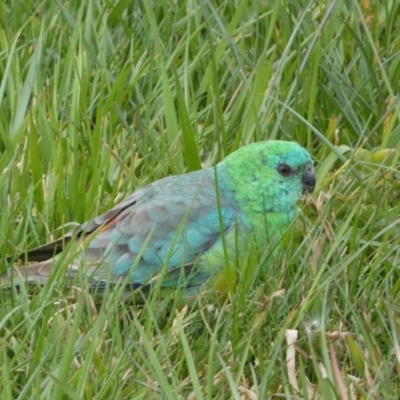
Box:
[219,140,315,214]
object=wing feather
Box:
[7,168,239,289]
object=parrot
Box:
[4,140,315,297]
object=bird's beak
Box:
[302,163,316,194]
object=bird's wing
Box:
[82,192,236,286]
[8,172,238,288]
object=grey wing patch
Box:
[83,191,237,286]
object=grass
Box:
[0,0,400,398]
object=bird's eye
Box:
[277,164,293,177]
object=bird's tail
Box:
[1,258,145,295]
[1,260,54,287]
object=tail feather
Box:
[2,260,54,286]
[1,260,151,298]
[6,237,72,264]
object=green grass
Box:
[1,0,400,398]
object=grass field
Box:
[1,0,400,398]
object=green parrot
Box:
[4,140,315,296]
